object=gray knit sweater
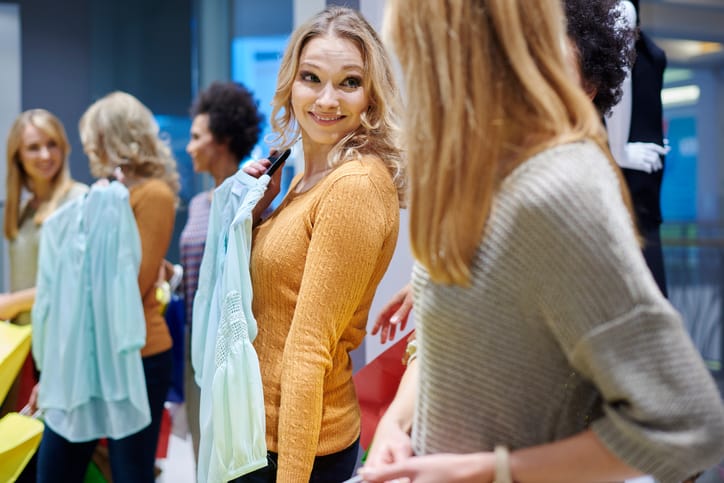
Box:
[411,141,724,483]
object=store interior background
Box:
[1,0,723,479]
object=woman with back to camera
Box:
[237,6,405,482]
[35,91,180,483]
[359,1,724,482]
[0,109,88,416]
[182,81,263,464]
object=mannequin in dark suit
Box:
[607,0,669,297]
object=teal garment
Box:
[192,170,267,483]
[32,181,150,442]
[8,182,88,325]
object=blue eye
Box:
[342,77,362,89]
[300,71,320,83]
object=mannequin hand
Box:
[619,142,670,173]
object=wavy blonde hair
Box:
[385,0,635,285]
[79,91,180,196]
[4,109,75,240]
[270,6,405,202]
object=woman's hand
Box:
[0,292,19,320]
[371,283,413,344]
[245,154,286,225]
[27,383,40,413]
[364,415,414,470]
[360,452,495,483]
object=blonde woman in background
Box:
[359,1,724,482]
[0,109,88,416]
[35,92,179,483]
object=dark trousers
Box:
[233,438,360,483]
[37,349,172,483]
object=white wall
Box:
[0,3,22,201]
[0,3,21,293]
[293,0,325,28]
[359,0,416,363]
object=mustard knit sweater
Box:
[129,178,175,357]
[251,157,399,482]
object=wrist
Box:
[494,445,513,483]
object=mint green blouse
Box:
[8,182,88,325]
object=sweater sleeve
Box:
[130,179,176,356]
[131,180,175,300]
[520,146,724,482]
[275,173,394,482]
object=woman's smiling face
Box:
[18,123,64,184]
[292,35,369,151]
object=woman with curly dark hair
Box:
[182,81,264,464]
[564,0,636,116]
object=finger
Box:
[380,323,390,344]
[649,144,669,155]
[388,322,397,342]
[390,443,413,464]
[394,299,413,332]
[359,464,411,483]
[372,307,394,335]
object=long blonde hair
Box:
[270,6,406,202]
[385,0,635,285]
[79,91,180,196]
[4,109,75,240]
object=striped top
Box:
[180,191,212,329]
[411,141,724,483]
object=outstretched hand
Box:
[371,283,413,344]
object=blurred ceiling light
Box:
[661,85,700,107]
[654,38,723,62]
[663,68,693,84]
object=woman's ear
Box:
[584,84,598,103]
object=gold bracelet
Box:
[402,339,418,366]
[493,445,513,483]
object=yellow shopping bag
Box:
[0,323,32,402]
[0,412,44,482]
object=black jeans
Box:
[37,350,173,483]
[233,437,360,483]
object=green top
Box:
[8,182,88,324]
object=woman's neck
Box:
[31,179,53,203]
[211,153,240,187]
[296,153,333,194]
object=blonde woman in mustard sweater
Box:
[239,6,405,483]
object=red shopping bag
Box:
[155,408,171,459]
[353,336,408,450]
